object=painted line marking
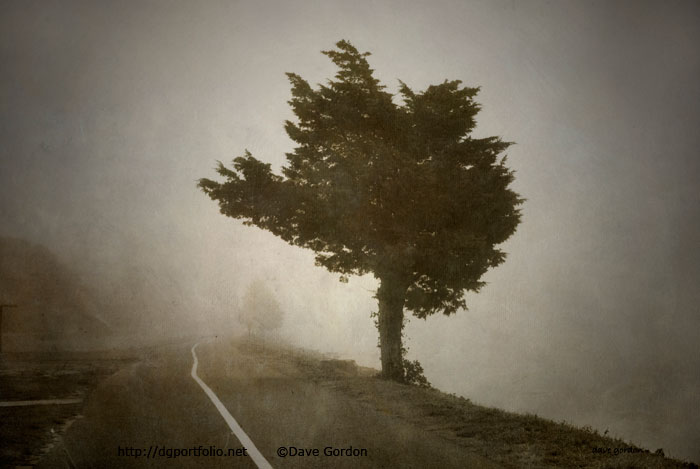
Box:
[0,398,82,407]
[191,343,273,469]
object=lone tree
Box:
[199,40,523,382]
[239,280,284,337]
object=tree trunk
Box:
[376,273,409,382]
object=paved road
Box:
[39,339,501,468]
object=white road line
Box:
[190,343,273,469]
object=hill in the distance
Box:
[0,237,112,351]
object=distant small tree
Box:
[200,40,523,382]
[239,280,284,337]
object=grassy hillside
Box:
[238,338,698,469]
[0,237,112,351]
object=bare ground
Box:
[232,338,699,469]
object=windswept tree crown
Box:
[199,40,523,318]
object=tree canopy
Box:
[199,40,523,380]
[239,280,283,337]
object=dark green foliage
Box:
[372,311,431,387]
[199,40,522,315]
[402,355,431,388]
[199,40,523,379]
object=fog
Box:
[1,0,699,461]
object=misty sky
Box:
[1,0,699,461]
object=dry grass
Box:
[238,337,698,469]
[333,378,694,468]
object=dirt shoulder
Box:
[197,337,503,468]
[230,338,697,469]
[0,351,137,466]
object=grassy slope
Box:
[242,338,698,469]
